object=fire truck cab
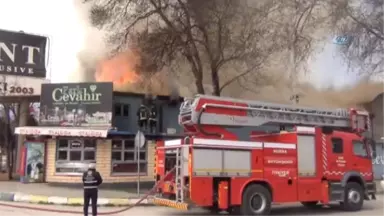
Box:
[153,95,376,215]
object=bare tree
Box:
[86,0,283,96]
[270,0,330,93]
[328,0,383,77]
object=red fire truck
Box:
[153,94,376,215]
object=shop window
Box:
[55,139,97,174]
[111,139,147,175]
[114,103,129,117]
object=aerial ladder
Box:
[178,94,371,135]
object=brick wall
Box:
[45,139,155,183]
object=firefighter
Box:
[82,163,103,216]
[149,104,158,133]
[137,104,149,130]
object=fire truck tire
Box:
[241,184,272,215]
[341,182,364,211]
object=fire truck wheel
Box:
[241,184,272,215]
[342,182,364,211]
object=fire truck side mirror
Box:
[322,127,334,135]
[364,138,376,158]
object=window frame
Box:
[331,137,344,154]
[110,139,148,176]
[55,139,97,175]
[114,103,122,116]
[352,140,370,159]
[114,103,130,117]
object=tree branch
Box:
[219,63,261,93]
[347,9,384,40]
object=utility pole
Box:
[289,1,298,104]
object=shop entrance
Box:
[0,97,40,181]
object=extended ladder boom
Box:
[179,94,369,132]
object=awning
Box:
[14,126,109,138]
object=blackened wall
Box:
[112,92,183,134]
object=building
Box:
[14,83,384,184]
[15,82,183,184]
[364,92,384,180]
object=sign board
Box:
[15,126,109,137]
[39,82,113,127]
[0,29,48,78]
[0,75,47,96]
[22,142,45,183]
[135,130,146,148]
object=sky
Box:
[0,0,359,89]
[0,0,85,83]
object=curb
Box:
[0,192,155,207]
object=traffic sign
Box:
[134,130,146,148]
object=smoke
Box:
[71,0,107,82]
[71,1,382,108]
[249,77,383,108]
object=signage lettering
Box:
[18,128,107,137]
[40,82,113,127]
[336,156,346,167]
[0,30,48,78]
[267,159,294,165]
[0,82,34,95]
[70,140,82,148]
[272,170,290,177]
[52,85,102,103]
[273,149,287,154]
[0,65,34,75]
[0,43,41,65]
[373,156,384,165]
[20,128,41,135]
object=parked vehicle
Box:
[154,94,376,215]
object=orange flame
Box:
[95,51,140,88]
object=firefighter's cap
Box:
[88,163,96,169]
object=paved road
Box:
[0,198,382,216]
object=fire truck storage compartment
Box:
[192,148,251,177]
[297,135,316,177]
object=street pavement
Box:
[0,195,382,216]
[0,181,147,198]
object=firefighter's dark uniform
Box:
[149,105,157,133]
[137,104,149,130]
[82,165,103,216]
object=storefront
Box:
[14,82,156,183]
[15,126,156,183]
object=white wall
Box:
[373,142,384,180]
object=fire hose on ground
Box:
[0,167,176,214]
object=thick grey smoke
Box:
[71,0,107,82]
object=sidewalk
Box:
[0,181,153,206]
